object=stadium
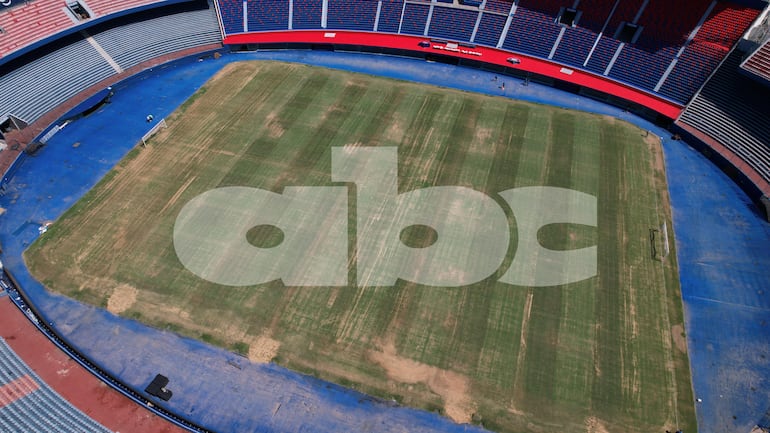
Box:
[0,1,768,432]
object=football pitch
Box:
[25,61,695,433]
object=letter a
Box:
[173,186,348,286]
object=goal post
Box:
[140,118,167,147]
[660,221,670,259]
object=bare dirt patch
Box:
[585,416,610,433]
[513,291,534,387]
[77,276,116,293]
[206,62,263,95]
[384,117,406,144]
[671,324,687,353]
[473,127,493,148]
[265,112,285,139]
[248,334,281,363]
[106,284,137,314]
[646,132,666,173]
[368,340,475,423]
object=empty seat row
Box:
[0,338,112,433]
[293,0,323,30]
[742,41,770,82]
[90,4,221,70]
[377,0,405,33]
[679,50,770,184]
[86,0,164,16]
[0,39,114,123]
[659,2,760,103]
[327,0,378,31]
[502,7,561,59]
[0,0,170,60]
[428,6,477,42]
[473,12,507,47]
[400,2,430,36]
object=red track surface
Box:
[223,30,684,118]
[0,294,188,433]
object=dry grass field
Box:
[26,61,695,433]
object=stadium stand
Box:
[741,38,770,81]
[292,0,323,30]
[0,38,114,124]
[0,338,112,433]
[428,6,477,42]
[0,0,178,60]
[400,2,430,36]
[209,0,760,109]
[552,26,597,66]
[502,6,562,58]
[602,0,644,39]
[86,0,165,16]
[377,0,405,33]
[0,2,221,126]
[90,4,221,70]
[584,36,621,73]
[483,0,511,14]
[327,0,377,31]
[0,1,74,59]
[635,0,707,47]
[602,0,713,92]
[608,44,679,91]
[678,49,770,184]
[574,0,616,33]
[219,0,244,33]
[247,0,290,32]
[473,11,507,47]
[660,2,761,103]
[517,0,563,17]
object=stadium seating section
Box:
[211,0,760,105]
[0,3,221,125]
[473,12,506,47]
[400,2,429,36]
[247,0,289,32]
[660,3,761,102]
[327,0,378,31]
[0,338,112,433]
[428,6,476,41]
[377,0,405,33]
[502,7,562,59]
[741,39,770,82]
[292,0,323,30]
[679,50,770,185]
[0,0,172,59]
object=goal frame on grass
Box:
[140,118,167,147]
